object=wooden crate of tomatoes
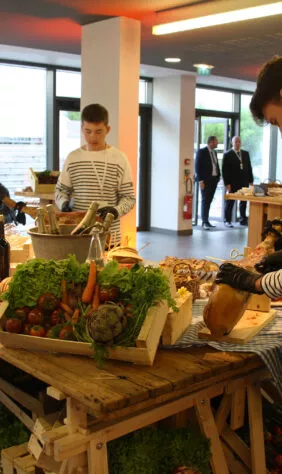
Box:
[0,256,177,366]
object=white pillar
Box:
[81,17,141,244]
[151,74,196,234]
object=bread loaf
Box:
[203,283,250,337]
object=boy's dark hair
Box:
[250,56,282,124]
[81,104,109,125]
[207,136,217,145]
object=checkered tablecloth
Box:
[165,301,282,395]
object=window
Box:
[240,94,270,183]
[139,79,153,104]
[56,70,81,98]
[0,63,46,200]
[195,88,234,112]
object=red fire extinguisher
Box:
[183,177,193,220]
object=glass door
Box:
[193,112,238,224]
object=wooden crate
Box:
[0,300,168,365]
[29,169,59,194]
[1,442,36,474]
[161,292,192,345]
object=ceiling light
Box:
[193,63,214,75]
[153,2,282,35]
[165,57,181,63]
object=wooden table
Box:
[225,193,282,248]
[0,344,270,474]
[15,191,55,206]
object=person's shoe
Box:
[206,222,216,228]
[202,223,211,230]
[240,218,248,226]
[224,222,234,228]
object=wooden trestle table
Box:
[0,343,271,474]
[225,193,282,248]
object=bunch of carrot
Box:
[81,260,100,310]
[60,279,80,323]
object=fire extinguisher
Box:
[183,177,193,220]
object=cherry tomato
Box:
[99,287,119,302]
[27,308,44,325]
[29,325,45,337]
[58,326,74,340]
[50,308,64,326]
[5,318,22,333]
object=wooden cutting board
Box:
[198,309,277,343]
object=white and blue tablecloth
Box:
[165,301,282,395]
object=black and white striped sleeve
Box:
[55,160,73,211]
[261,269,282,299]
[115,156,135,217]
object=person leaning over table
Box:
[216,55,282,299]
[0,182,28,225]
[55,103,135,243]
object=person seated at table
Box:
[0,182,27,225]
[216,55,282,299]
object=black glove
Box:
[97,206,119,220]
[14,201,26,225]
[61,202,72,212]
[215,263,263,294]
[255,250,282,274]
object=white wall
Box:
[151,74,196,232]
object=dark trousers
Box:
[224,184,247,223]
[201,176,219,224]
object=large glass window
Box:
[240,94,270,183]
[56,70,81,98]
[0,64,46,200]
[196,88,234,112]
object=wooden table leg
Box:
[87,432,108,474]
[230,388,245,431]
[248,202,265,248]
[66,398,88,473]
[195,397,229,474]
[247,382,266,474]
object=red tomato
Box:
[58,326,74,340]
[29,325,45,337]
[15,307,29,322]
[37,293,59,314]
[27,308,44,325]
[99,287,119,302]
[5,318,22,333]
[50,308,64,326]
[275,454,282,466]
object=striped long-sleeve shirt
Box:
[55,146,135,241]
[261,270,282,299]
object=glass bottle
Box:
[0,214,10,280]
[86,229,104,267]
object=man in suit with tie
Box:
[222,136,253,227]
[195,135,220,230]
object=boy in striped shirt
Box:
[55,103,135,243]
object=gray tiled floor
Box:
[137,222,248,262]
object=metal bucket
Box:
[28,225,92,263]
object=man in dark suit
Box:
[195,135,220,230]
[222,136,253,227]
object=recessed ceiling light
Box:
[153,2,282,35]
[165,57,181,63]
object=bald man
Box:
[222,136,253,227]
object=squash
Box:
[203,283,250,337]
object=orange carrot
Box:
[82,260,97,304]
[60,302,73,315]
[61,279,68,304]
[92,284,100,310]
[72,308,80,324]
